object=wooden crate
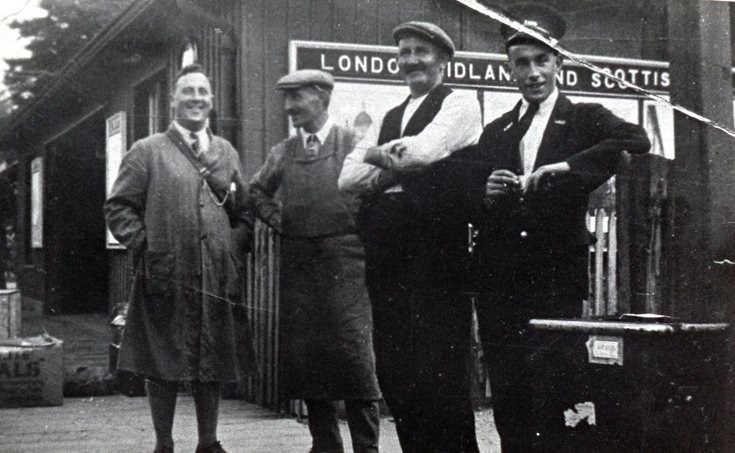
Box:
[0,335,64,407]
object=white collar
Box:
[400,92,430,135]
[407,92,429,105]
[520,88,559,117]
[302,116,333,145]
[173,120,208,140]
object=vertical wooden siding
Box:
[245,220,280,407]
[109,252,133,314]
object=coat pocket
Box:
[224,253,243,300]
[143,250,174,298]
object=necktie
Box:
[190,131,201,157]
[306,134,319,158]
[509,102,539,173]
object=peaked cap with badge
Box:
[501,2,566,50]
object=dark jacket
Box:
[462,94,651,287]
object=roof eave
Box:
[0,0,162,141]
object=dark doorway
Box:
[0,169,17,289]
[45,112,108,313]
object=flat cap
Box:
[275,69,334,91]
[501,3,566,49]
[393,21,455,58]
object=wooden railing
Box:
[243,219,281,408]
[587,152,670,317]
[587,180,619,317]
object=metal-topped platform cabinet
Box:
[527,318,730,452]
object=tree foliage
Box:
[3,0,134,111]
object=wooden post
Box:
[615,153,670,314]
[666,1,735,449]
[665,0,734,321]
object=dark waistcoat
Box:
[372,85,477,288]
[377,85,465,218]
[378,84,452,144]
[378,85,451,203]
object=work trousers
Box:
[361,193,479,453]
[476,246,587,452]
[305,399,380,453]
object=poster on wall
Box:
[643,98,675,159]
[290,40,673,157]
[30,157,43,249]
[105,112,127,249]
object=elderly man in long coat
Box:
[105,64,254,453]
[249,70,381,453]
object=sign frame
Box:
[289,40,676,158]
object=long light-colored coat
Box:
[105,125,255,382]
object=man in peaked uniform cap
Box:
[453,4,650,451]
[500,2,567,50]
[340,21,482,452]
[249,69,381,453]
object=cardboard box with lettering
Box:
[0,289,21,339]
[0,334,64,407]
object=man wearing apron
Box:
[249,69,381,453]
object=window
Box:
[181,39,198,68]
[133,71,168,141]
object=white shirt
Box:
[518,88,559,177]
[300,116,334,149]
[338,89,482,194]
[173,120,210,154]
[400,93,429,134]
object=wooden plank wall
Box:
[238,0,499,177]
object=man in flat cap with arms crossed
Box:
[458,4,650,451]
[340,21,482,452]
[249,69,381,453]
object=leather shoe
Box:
[195,441,228,453]
[308,447,345,453]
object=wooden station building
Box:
[0,2,732,438]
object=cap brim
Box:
[275,83,333,91]
[393,26,454,56]
[505,29,558,50]
[275,84,299,90]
